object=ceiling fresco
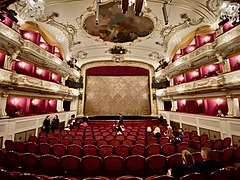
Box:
[83,1,154,43]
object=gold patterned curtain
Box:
[170,25,215,60]
[20,21,66,60]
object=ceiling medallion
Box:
[83,1,154,43]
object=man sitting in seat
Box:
[194,147,220,174]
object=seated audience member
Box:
[216,109,224,117]
[186,140,199,153]
[178,128,184,138]
[147,126,152,133]
[14,109,24,117]
[194,147,220,175]
[116,124,123,135]
[153,127,161,142]
[81,116,89,127]
[167,150,195,179]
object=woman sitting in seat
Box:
[167,150,195,179]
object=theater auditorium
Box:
[0,0,240,179]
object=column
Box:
[216,53,231,73]
[226,95,234,117]
[56,99,64,112]
[3,49,21,70]
[233,98,240,117]
[171,98,177,111]
[0,93,9,118]
[156,97,164,112]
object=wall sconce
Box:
[31,99,39,105]
[181,99,186,105]
[188,46,195,52]
[192,71,198,77]
[11,98,19,105]
[215,98,223,106]
[40,43,47,49]
[179,75,184,82]
[208,65,215,71]
[24,33,31,39]
[51,73,57,80]
[19,61,26,68]
[197,99,203,105]
[36,68,43,75]
[203,36,211,42]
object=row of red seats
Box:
[1,168,240,180]
[1,148,240,179]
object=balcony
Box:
[0,68,78,99]
[157,70,240,100]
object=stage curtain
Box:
[20,21,66,60]
[170,25,215,60]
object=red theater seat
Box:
[60,155,81,176]
[39,143,52,155]
[5,140,14,151]
[40,154,60,175]
[222,137,231,149]
[25,142,39,154]
[209,168,233,180]
[146,154,167,175]
[6,151,21,169]
[161,143,175,156]
[115,145,130,157]
[180,172,206,180]
[81,155,102,178]
[131,144,145,156]
[167,153,183,169]
[0,169,16,180]
[98,145,113,157]
[67,144,82,157]
[125,155,145,176]
[83,145,98,156]
[52,144,67,157]
[21,153,39,173]
[145,175,174,180]
[103,155,124,177]
[146,144,160,156]
[15,141,25,153]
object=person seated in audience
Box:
[14,109,24,117]
[216,109,224,117]
[153,127,161,142]
[194,147,220,175]
[178,128,184,138]
[116,124,123,135]
[167,150,195,179]
[81,116,89,127]
[42,115,51,133]
[185,139,199,153]
[147,126,152,133]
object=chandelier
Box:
[26,0,45,19]
[122,0,147,16]
[220,1,240,23]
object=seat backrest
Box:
[234,146,240,163]
[84,138,96,146]
[67,144,82,157]
[60,138,70,146]
[192,152,203,164]
[116,175,143,180]
[21,153,39,170]
[0,169,16,180]
[167,153,183,169]
[52,144,67,157]
[25,142,39,154]
[81,155,103,175]
[109,139,121,147]
[60,155,81,173]
[175,142,188,153]
[131,144,145,156]
[135,138,145,145]
[83,145,98,156]
[146,144,161,156]
[220,148,235,166]
[145,175,174,180]
[39,143,52,155]
[213,139,223,150]
[5,140,14,151]
[49,137,59,145]
[209,168,233,180]
[146,154,166,172]
[28,135,38,143]
[72,138,82,146]
[202,140,213,149]
[96,139,108,146]
[39,137,48,144]
[159,137,169,146]
[6,151,21,168]
[200,134,208,142]
[103,155,124,176]
[122,139,133,146]
[180,172,206,180]
[162,143,175,156]
[15,141,25,153]
[40,154,60,173]
[98,145,113,157]
[222,137,231,149]
[0,149,5,166]
[115,145,130,157]
[125,155,145,172]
